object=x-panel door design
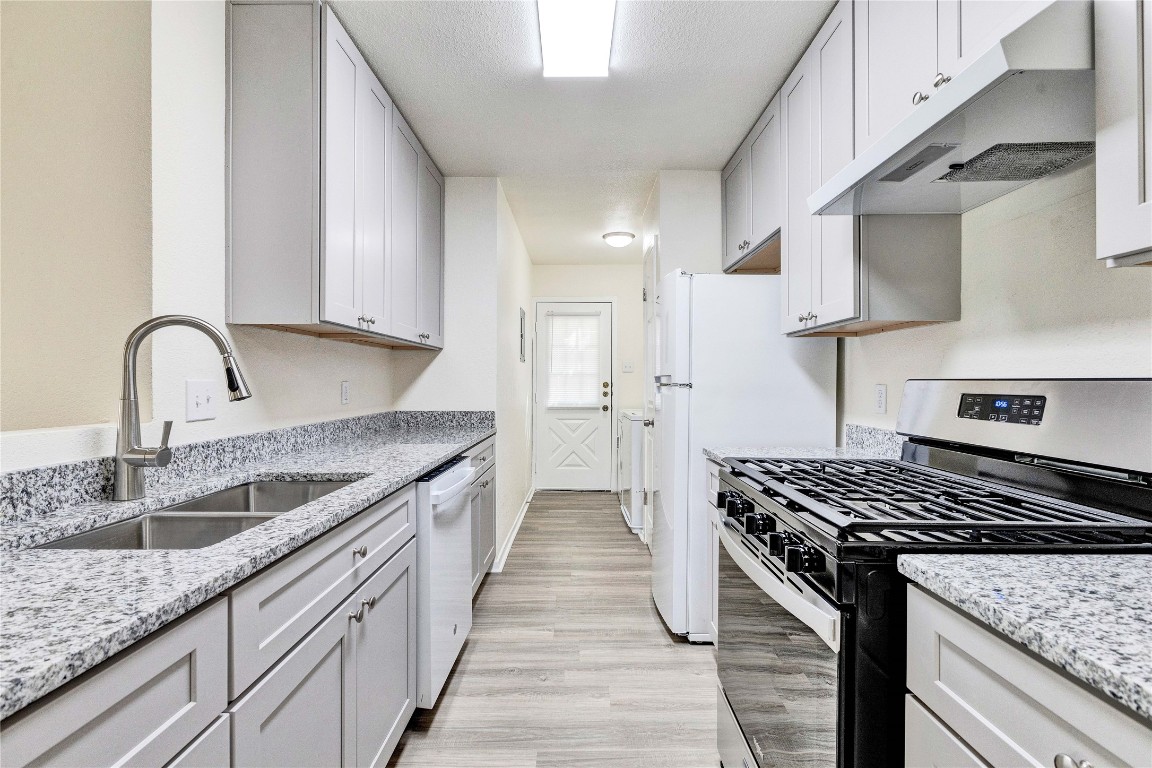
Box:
[534,302,613,491]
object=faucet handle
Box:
[152,421,174,468]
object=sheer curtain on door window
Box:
[547,312,602,408]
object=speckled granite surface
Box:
[704,423,904,464]
[0,412,493,719]
[900,554,1152,722]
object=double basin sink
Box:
[39,481,350,551]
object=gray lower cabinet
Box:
[0,599,228,768]
[166,715,231,768]
[231,539,417,768]
[470,463,496,596]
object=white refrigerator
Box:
[649,270,836,640]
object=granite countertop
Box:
[703,445,898,463]
[0,422,494,719]
[900,554,1152,722]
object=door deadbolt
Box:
[602,381,609,388]
[601,405,609,411]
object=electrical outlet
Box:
[186,380,217,422]
[340,380,351,406]
[874,384,888,415]
[622,361,635,373]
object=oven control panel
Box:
[958,393,1046,425]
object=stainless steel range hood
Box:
[809,1,1094,216]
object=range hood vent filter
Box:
[934,142,1095,183]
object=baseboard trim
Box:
[492,487,534,572]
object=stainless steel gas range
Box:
[715,379,1152,768]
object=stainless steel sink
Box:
[39,513,278,550]
[39,480,350,550]
[161,481,350,514]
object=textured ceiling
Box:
[331,0,835,264]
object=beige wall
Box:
[1,1,153,431]
[495,181,534,553]
[531,263,646,410]
[840,163,1152,435]
[392,177,498,411]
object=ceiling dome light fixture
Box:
[602,231,635,248]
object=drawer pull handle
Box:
[349,605,365,623]
[352,545,368,559]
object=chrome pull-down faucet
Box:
[115,315,252,501]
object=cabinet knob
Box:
[912,91,929,105]
[349,605,365,623]
[362,596,376,610]
[352,545,368,559]
[738,242,746,252]
[1053,755,1094,768]
[933,72,951,88]
[367,317,376,325]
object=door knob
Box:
[602,381,609,388]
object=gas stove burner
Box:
[727,458,1152,546]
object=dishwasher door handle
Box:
[429,467,477,505]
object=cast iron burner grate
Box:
[726,458,1151,544]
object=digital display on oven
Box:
[958,393,1046,425]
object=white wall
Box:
[0,0,153,431]
[531,264,646,411]
[392,177,498,410]
[1,0,398,472]
[642,170,724,279]
[495,181,535,551]
[840,163,1152,434]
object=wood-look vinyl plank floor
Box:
[388,491,719,767]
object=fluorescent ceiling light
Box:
[603,232,635,248]
[538,0,616,77]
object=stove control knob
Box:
[766,531,796,558]
[715,490,738,510]
[783,545,823,574]
[742,512,775,535]
[726,496,753,518]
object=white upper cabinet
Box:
[389,113,421,343]
[417,159,444,347]
[723,95,783,273]
[749,93,783,249]
[227,2,444,348]
[389,113,445,347]
[854,0,938,156]
[1095,0,1152,267]
[936,0,1030,80]
[780,0,961,337]
[722,148,751,269]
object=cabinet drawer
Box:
[907,586,1152,768]
[707,459,722,497]
[1,599,228,768]
[905,695,989,768]
[230,484,415,697]
[464,437,494,470]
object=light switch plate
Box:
[186,379,217,422]
[340,380,351,406]
[622,362,635,373]
[874,384,888,415]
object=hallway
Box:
[389,491,719,767]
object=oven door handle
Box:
[719,523,841,653]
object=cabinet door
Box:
[469,479,484,596]
[937,0,1028,80]
[359,72,392,331]
[417,156,444,347]
[166,715,231,768]
[780,56,815,334]
[480,469,497,574]
[722,148,751,269]
[749,94,783,248]
[389,112,421,342]
[321,6,363,330]
[811,0,860,328]
[231,594,356,768]
[904,696,989,768]
[353,541,417,768]
[1095,0,1152,263]
[854,0,938,155]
